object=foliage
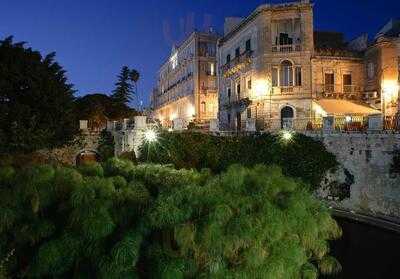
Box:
[390,150,400,176]
[111,66,140,106]
[0,160,341,278]
[139,132,338,190]
[0,36,78,154]
[97,130,115,161]
[74,93,137,122]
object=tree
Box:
[0,36,78,153]
[111,66,133,105]
[74,93,137,123]
[0,160,341,278]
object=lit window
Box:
[201,102,206,113]
[170,52,178,69]
[247,78,252,90]
[210,63,215,76]
[272,67,278,87]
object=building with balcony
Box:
[151,31,219,129]
[217,0,397,132]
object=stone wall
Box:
[311,133,400,219]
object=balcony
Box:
[272,44,301,53]
[221,50,253,78]
[201,85,217,92]
[315,84,362,100]
[271,86,304,95]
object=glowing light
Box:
[170,113,177,121]
[187,105,195,117]
[313,104,327,117]
[253,79,270,98]
[144,129,158,143]
[345,116,352,123]
[382,80,399,100]
[280,130,294,142]
[170,52,178,69]
[168,128,173,132]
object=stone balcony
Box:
[272,44,302,53]
[221,50,253,78]
[315,84,362,99]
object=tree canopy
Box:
[111,66,140,106]
[0,160,341,278]
[0,36,77,154]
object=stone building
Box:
[217,0,396,132]
[151,31,219,129]
[363,19,400,125]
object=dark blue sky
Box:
[1,0,399,108]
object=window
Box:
[245,39,251,52]
[247,108,252,119]
[343,74,352,85]
[209,63,215,76]
[295,67,302,86]
[201,101,206,113]
[226,54,231,64]
[343,74,352,93]
[170,52,178,69]
[227,113,231,124]
[235,47,240,58]
[227,88,231,101]
[272,67,278,87]
[325,73,334,85]
[280,60,293,86]
[236,82,241,99]
[247,78,252,90]
[367,62,375,79]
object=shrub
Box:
[139,132,338,189]
[0,160,341,278]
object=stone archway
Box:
[75,150,101,166]
[281,106,295,129]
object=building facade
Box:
[152,31,219,129]
[217,1,400,132]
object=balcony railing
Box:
[271,86,305,95]
[315,84,362,99]
[272,44,301,53]
[221,50,253,78]
[201,85,217,91]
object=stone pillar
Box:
[79,120,88,130]
[368,114,383,131]
[245,118,256,132]
[173,119,184,131]
[134,116,147,129]
[209,119,219,132]
[122,118,129,130]
[106,121,114,131]
[323,116,335,133]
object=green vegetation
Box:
[139,132,338,190]
[0,36,78,154]
[0,160,341,278]
[111,66,140,106]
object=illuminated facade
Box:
[152,31,219,129]
[218,1,400,131]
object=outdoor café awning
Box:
[313,99,381,116]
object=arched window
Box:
[201,101,206,113]
[281,106,294,129]
[280,60,293,87]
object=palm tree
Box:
[130,69,141,110]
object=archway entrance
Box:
[76,150,100,166]
[281,106,294,129]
